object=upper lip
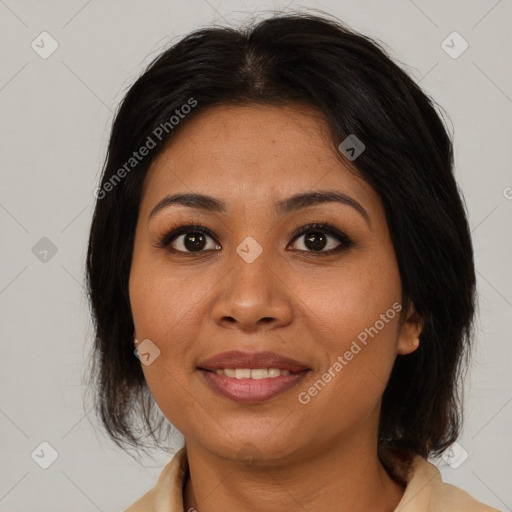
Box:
[197,351,311,372]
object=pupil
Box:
[304,232,326,251]
[184,232,206,251]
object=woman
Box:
[86,12,501,512]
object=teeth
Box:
[235,369,251,379]
[214,368,291,379]
[251,369,269,379]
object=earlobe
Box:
[397,305,422,355]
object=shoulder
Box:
[123,447,188,512]
[430,476,502,512]
[387,449,501,512]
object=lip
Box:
[197,351,312,404]
[198,368,310,403]
[197,350,311,372]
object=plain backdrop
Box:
[1,0,511,510]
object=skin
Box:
[129,103,422,512]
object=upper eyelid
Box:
[289,222,350,239]
[163,222,344,240]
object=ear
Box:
[397,304,422,355]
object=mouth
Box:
[197,368,311,403]
[197,351,312,403]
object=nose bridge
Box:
[232,237,273,294]
[210,237,293,330]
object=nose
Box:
[210,248,293,333]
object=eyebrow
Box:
[148,190,370,225]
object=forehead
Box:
[140,104,377,216]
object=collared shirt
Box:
[124,446,501,511]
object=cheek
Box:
[297,311,401,435]
[291,254,401,403]
[291,253,402,344]
[129,255,206,341]
[128,254,215,407]
[129,261,205,429]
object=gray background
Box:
[1,0,511,510]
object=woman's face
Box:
[129,104,420,464]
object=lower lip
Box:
[198,369,310,403]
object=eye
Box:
[156,221,354,256]
[158,224,221,254]
[288,222,354,255]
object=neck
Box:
[182,432,404,512]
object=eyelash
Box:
[156,221,354,257]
